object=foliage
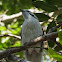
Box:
[58,31,62,45]
[48,47,62,62]
[0,0,62,62]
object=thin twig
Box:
[1,12,22,22]
[3,9,8,15]
[47,23,62,49]
[0,34,21,40]
[48,23,62,33]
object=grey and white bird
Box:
[20,9,44,62]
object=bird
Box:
[20,9,44,62]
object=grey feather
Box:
[21,9,44,62]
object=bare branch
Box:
[3,9,8,15]
[48,23,62,33]
[0,32,61,59]
[0,9,49,23]
[52,8,62,18]
[0,12,22,22]
[0,34,21,40]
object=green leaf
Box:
[46,21,56,47]
[16,52,24,59]
[8,22,18,28]
[2,0,32,14]
[46,21,57,33]
[33,1,58,12]
[48,40,55,48]
[0,26,6,30]
[0,42,8,50]
[58,31,62,45]
[48,47,62,61]
[56,14,62,23]
[9,27,21,34]
[9,30,18,34]
[13,41,21,47]
[45,0,62,7]
[54,46,61,52]
[35,13,50,21]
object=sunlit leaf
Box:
[48,47,62,61]
[0,26,6,30]
[13,41,21,47]
[8,22,18,28]
[9,27,21,34]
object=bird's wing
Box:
[40,27,44,51]
[21,29,22,41]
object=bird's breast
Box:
[22,19,43,45]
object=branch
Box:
[0,32,61,59]
[0,23,61,40]
[0,12,22,22]
[0,34,21,40]
[52,8,62,17]
[0,9,35,22]
[3,9,8,15]
[47,23,62,49]
[48,23,62,33]
[0,9,49,23]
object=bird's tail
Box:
[25,43,44,62]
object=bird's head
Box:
[20,9,38,20]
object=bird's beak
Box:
[20,9,24,12]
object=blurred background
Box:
[0,0,62,62]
